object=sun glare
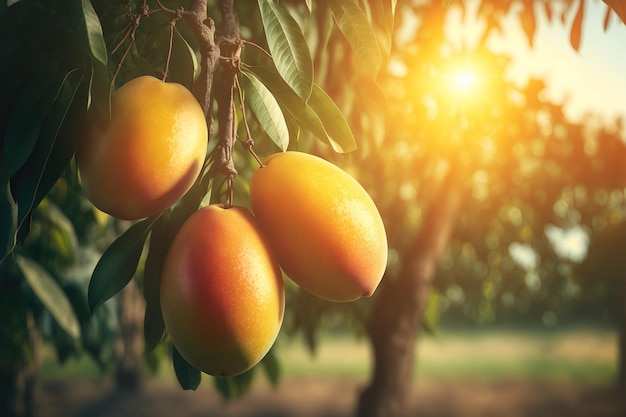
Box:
[434,62,485,109]
[449,67,478,94]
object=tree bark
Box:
[618,302,626,388]
[613,275,626,388]
[357,165,468,417]
[115,279,146,391]
[0,311,40,417]
[184,0,220,123]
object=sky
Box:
[447,0,626,124]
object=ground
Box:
[38,376,626,417]
[37,327,623,416]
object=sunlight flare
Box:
[445,66,480,96]
[451,68,478,93]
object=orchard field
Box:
[38,326,626,417]
[4,1,626,417]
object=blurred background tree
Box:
[283,1,626,416]
[2,1,626,417]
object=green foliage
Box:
[0,1,107,261]
[328,0,382,79]
[17,255,81,341]
[260,347,281,387]
[240,71,290,151]
[257,0,314,101]
[244,66,356,152]
[172,345,201,390]
[12,69,84,244]
[142,216,173,352]
[209,348,281,399]
[307,84,358,153]
[87,216,157,313]
[213,368,255,398]
[169,26,201,86]
[0,1,115,376]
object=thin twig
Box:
[111,23,133,55]
[162,21,175,81]
[226,101,237,208]
[111,1,148,84]
[234,75,264,167]
[241,39,272,60]
[155,0,176,15]
[113,39,134,84]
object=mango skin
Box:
[77,76,207,220]
[160,205,285,377]
[250,151,388,302]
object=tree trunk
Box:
[357,166,468,417]
[617,306,626,390]
[0,311,40,417]
[115,279,146,391]
[615,276,626,388]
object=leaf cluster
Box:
[0,0,119,372]
[463,0,625,50]
[2,0,399,398]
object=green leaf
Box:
[173,346,201,390]
[0,1,27,74]
[8,68,83,252]
[81,0,108,66]
[0,181,17,263]
[368,0,398,35]
[3,68,66,180]
[0,41,29,141]
[12,69,84,244]
[170,27,200,86]
[213,369,255,399]
[34,74,88,206]
[258,0,314,101]
[46,201,80,264]
[244,67,328,146]
[17,255,81,340]
[88,58,113,120]
[367,0,397,62]
[261,347,281,387]
[143,213,177,352]
[308,84,357,153]
[282,104,301,143]
[88,216,158,313]
[244,67,305,111]
[241,72,290,151]
[57,0,108,66]
[328,0,382,79]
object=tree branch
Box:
[185,0,245,200]
[183,0,220,129]
[217,0,240,40]
[213,0,242,196]
[214,38,241,189]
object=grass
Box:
[275,326,618,382]
[39,348,107,382]
[40,326,619,384]
[415,326,618,382]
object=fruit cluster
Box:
[77,76,388,377]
